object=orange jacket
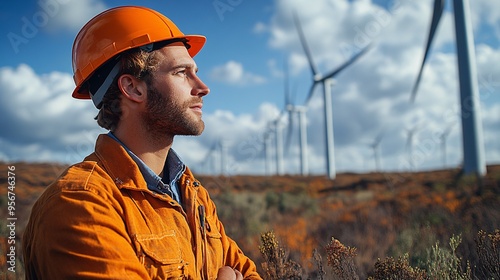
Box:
[23,134,262,280]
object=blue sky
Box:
[1,0,499,176]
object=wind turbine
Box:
[294,106,309,175]
[293,12,371,179]
[263,111,285,176]
[411,0,486,176]
[273,117,285,175]
[202,140,227,175]
[203,141,219,175]
[405,124,423,171]
[283,58,309,176]
[369,132,384,172]
[263,130,273,175]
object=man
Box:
[22,6,262,280]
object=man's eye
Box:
[173,68,187,75]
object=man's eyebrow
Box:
[170,63,198,72]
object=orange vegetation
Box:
[0,162,499,278]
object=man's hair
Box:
[93,49,161,131]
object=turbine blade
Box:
[374,131,384,146]
[410,0,445,103]
[293,11,319,77]
[322,44,373,80]
[443,122,456,137]
[284,111,294,154]
[305,82,319,105]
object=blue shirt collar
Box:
[107,132,185,202]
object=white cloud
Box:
[476,44,500,94]
[40,0,107,33]
[209,60,266,85]
[0,64,104,164]
[267,59,284,78]
[481,103,500,163]
[472,0,500,36]
[253,22,267,34]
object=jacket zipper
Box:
[198,205,208,280]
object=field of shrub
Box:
[1,162,499,279]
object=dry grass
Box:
[368,254,428,280]
[259,231,303,279]
[1,162,499,278]
[325,237,358,279]
[259,231,496,279]
[476,229,500,279]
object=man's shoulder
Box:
[48,159,115,193]
[29,159,120,217]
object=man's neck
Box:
[113,127,173,175]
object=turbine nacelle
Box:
[313,74,323,83]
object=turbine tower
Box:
[296,106,309,175]
[273,117,285,175]
[411,0,486,176]
[293,12,371,179]
[405,124,423,171]
[370,132,384,172]
[283,58,309,176]
[263,120,283,175]
[263,130,273,175]
[203,141,220,175]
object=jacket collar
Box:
[86,134,149,191]
[86,134,199,195]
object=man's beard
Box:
[141,85,205,141]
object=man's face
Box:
[141,43,210,138]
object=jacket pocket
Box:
[205,216,224,279]
[134,230,186,279]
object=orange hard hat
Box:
[71,5,206,104]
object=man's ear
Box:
[117,74,147,103]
